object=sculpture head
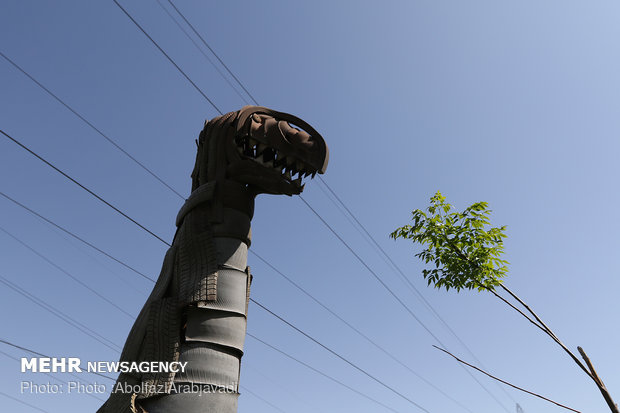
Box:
[191,106,328,197]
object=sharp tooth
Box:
[304,171,311,177]
[311,171,317,178]
[284,170,291,180]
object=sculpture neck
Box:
[175,180,256,248]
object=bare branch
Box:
[433,345,582,413]
[499,284,558,340]
[488,289,547,333]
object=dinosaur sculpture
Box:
[97,106,328,413]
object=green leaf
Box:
[391,191,509,293]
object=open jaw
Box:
[233,135,318,193]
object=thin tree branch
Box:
[488,289,547,333]
[499,284,558,340]
[498,285,593,380]
[433,345,582,413]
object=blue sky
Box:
[1,1,619,412]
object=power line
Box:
[242,361,327,413]
[0,51,184,200]
[0,275,121,352]
[154,0,250,106]
[0,128,170,246]
[298,195,444,344]
[250,249,474,413]
[250,298,431,413]
[0,391,52,413]
[165,0,260,106]
[112,0,223,115]
[247,333,401,413]
[239,385,289,413]
[1,339,48,358]
[0,225,134,318]
[0,191,155,283]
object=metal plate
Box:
[174,342,241,387]
[213,237,247,271]
[197,269,248,315]
[185,308,247,353]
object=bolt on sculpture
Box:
[97,106,328,413]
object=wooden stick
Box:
[578,347,620,413]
